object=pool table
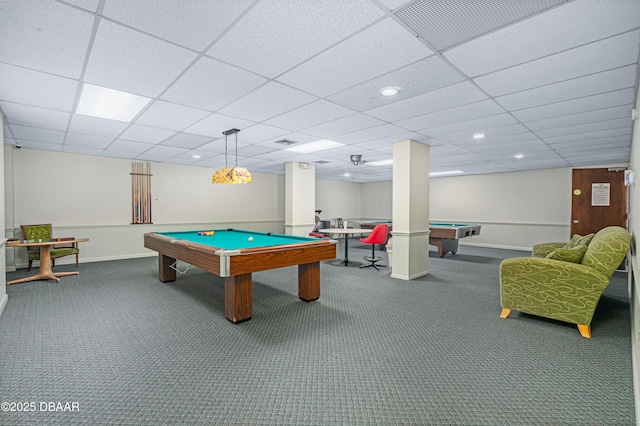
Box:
[361,221,481,257]
[144,229,337,323]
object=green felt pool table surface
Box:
[158,229,319,251]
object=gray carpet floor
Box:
[0,241,634,425]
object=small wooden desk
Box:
[6,238,89,285]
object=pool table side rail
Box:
[144,233,338,278]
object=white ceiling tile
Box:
[84,20,198,97]
[160,133,214,149]
[254,132,317,149]
[547,135,630,148]
[0,1,93,79]
[368,81,487,123]
[418,114,519,138]
[183,113,256,138]
[555,141,629,154]
[100,150,138,160]
[1,1,637,182]
[64,132,114,149]
[474,31,640,96]
[535,118,632,139]
[162,57,266,111]
[68,114,129,138]
[303,114,385,139]
[135,145,188,161]
[107,139,154,154]
[63,0,100,12]
[441,130,538,147]
[135,100,211,131]
[0,63,78,112]
[444,0,640,77]
[353,131,427,149]
[235,124,289,145]
[327,56,466,111]
[1,102,70,131]
[119,124,175,143]
[394,99,506,132]
[332,124,409,145]
[526,104,633,131]
[10,124,65,144]
[542,127,632,144]
[495,65,638,111]
[63,145,104,156]
[236,145,279,157]
[102,0,253,51]
[277,18,433,97]
[264,100,354,131]
[207,0,384,78]
[218,82,317,122]
[512,88,636,122]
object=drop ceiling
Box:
[1,0,639,182]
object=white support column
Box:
[391,140,430,280]
[284,162,316,236]
[0,112,7,316]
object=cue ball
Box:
[248,237,254,242]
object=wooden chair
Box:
[21,224,80,271]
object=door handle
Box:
[572,220,579,224]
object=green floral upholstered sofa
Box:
[499,226,631,338]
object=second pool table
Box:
[360,221,481,257]
[144,229,338,323]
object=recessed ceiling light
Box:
[429,170,465,177]
[344,172,350,177]
[76,83,151,122]
[473,133,485,139]
[514,153,524,159]
[366,159,393,166]
[379,86,401,97]
[192,154,201,159]
[284,139,344,153]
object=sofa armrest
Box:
[499,257,609,326]
[532,242,566,258]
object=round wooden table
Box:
[6,238,89,285]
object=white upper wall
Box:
[361,168,572,225]
[429,168,571,225]
[5,147,284,227]
[315,178,362,221]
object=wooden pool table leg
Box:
[298,262,320,302]
[225,273,252,323]
[159,254,176,282]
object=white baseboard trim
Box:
[11,253,158,270]
[458,241,532,252]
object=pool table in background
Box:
[144,229,338,323]
[360,221,481,257]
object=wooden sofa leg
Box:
[577,324,592,338]
[500,308,511,318]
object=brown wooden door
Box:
[571,168,627,236]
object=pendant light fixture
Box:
[212,128,252,184]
